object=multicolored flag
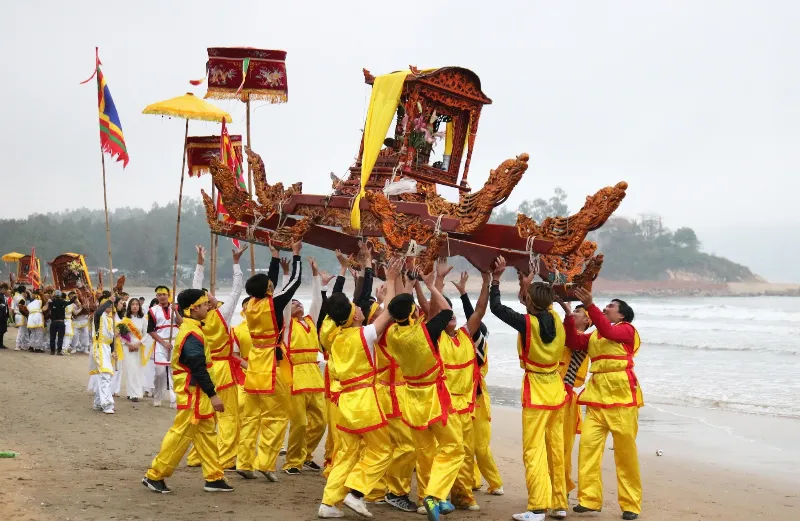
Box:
[28,247,40,290]
[80,48,129,167]
[219,120,247,248]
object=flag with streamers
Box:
[28,247,40,290]
[219,120,247,248]
[80,48,129,167]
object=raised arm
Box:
[575,288,635,345]
[488,256,527,334]
[267,241,281,289]
[272,240,303,314]
[308,258,324,324]
[414,280,430,317]
[422,268,449,318]
[466,272,490,335]
[434,257,453,293]
[192,245,206,290]
[218,246,247,324]
[332,249,350,294]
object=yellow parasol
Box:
[2,252,25,262]
[142,93,232,333]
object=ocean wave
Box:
[634,303,800,323]
[648,395,800,420]
[644,340,799,356]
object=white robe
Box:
[121,315,146,399]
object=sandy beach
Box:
[1,329,798,521]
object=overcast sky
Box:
[2,1,798,281]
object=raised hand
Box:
[451,271,469,295]
[268,238,279,259]
[555,295,572,314]
[196,245,207,265]
[359,240,373,266]
[436,257,453,280]
[335,249,350,269]
[386,257,403,281]
[320,270,335,287]
[574,287,594,307]
[421,268,436,288]
[376,283,387,304]
[308,257,319,277]
[492,256,507,279]
[232,244,248,264]
[481,270,491,285]
[279,257,291,276]
[291,239,303,256]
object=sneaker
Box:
[439,500,455,515]
[260,470,279,482]
[318,504,345,518]
[303,460,322,471]
[343,493,373,518]
[550,509,567,519]
[203,479,234,492]
[417,505,427,515]
[169,402,177,409]
[451,497,478,511]
[50,350,55,355]
[153,401,161,407]
[92,405,103,411]
[224,466,238,473]
[236,470,257,480]
[131,397,139,403]
[422,496,441,521]
[142,477,171,494]
[490,486,505,496]
[385,493,418,512]
[103,409,115,414]
[573,505,600,514]
[622,513,639,520]
[284,467,301,475]
[513,512,546,521]
[57,350,63,356]
[279,446,287,456]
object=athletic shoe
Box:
[236,470,257,479]
[50,350,55,355]
[303,460,322,471]
[439,500,455,515]
[550,509,567,519]
[57,350,63,356]
[224,466,238,473]
[92,405,103,411]
[103,409,115,414]
[417,505,427,515]
[573,505,600,513]
[385,493,418,512]
[203,479,234,492]
[153,401,161,407]
[260,470,279,482]
[141,477,171,494]
[451,497,478,511]
[490,486,505,496]
[279,446,287,456]
[422,496,441,521]
[513,512,546,521]
[318,504,345,518]
[622,512,639,520]
[343,493,373,518]
[284,467,301,475]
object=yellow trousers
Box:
[578,406,642,514]
[366,416,416,499]
[237,371,291,472]
[322,399,339,479]
[413,418,465,502]
[283,391,326,470]
[146,408,223,482]
[321,414,392,506]
[471,391,503,492]
[187,385,239,469]
[450,412,476,508]
[562,392,581,494]
[522,407,565,511]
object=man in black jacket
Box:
[46,290,69,355]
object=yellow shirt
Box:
[285,315,324,394]
[517,311,568,409]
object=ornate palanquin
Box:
[16,255,40,286]
[186,135,243,176]
[49,253,93,292]
[201,65,627,299]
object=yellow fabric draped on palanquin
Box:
[350,71,410,230]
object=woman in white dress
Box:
[26,291,45,352]
[140,297,158,396]
[89,298,117,414]
[62,297,75,354]
[119,299,146,401]
[109,299,126,397]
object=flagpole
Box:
[246,99,255,276]
[210,182,217,294]
[100,151,114,279]
[171,119,189,314]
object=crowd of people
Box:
[0,240,643,521]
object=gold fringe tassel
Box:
[204,88,288,104]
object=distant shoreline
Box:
[592,279,800,298]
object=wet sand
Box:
[0,330,798,521]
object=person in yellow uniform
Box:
[237,240,303,483]
[186,244,247,471]
[565,288,642,521]
[489,257,567,521]
[142,289,232,494]
[385,267,463,521]
[438,269,490,512]
[231,297,252,458]
[449,271,505,497]
[317,258,397,519]
[555,302,592,513]
[282,257,327,474]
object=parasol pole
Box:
[169,119,189,344]
[100,151,114,279]
[246,99,255,276]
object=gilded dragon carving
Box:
[246,147,303,214]
[540,241,598,281]
[424,153,530,233]
[517,182,628,256]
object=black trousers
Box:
[50,320,66,353]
